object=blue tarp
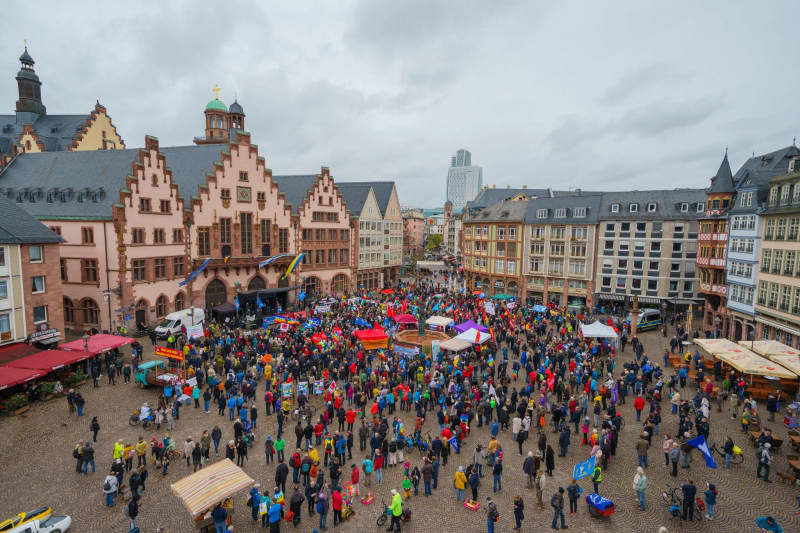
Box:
[586,494,613,511]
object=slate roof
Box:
[598,189,706,221]
[0,113,93,153]
[0,144,224,219]
[467,198,529,223]
[271,175,320,215]
[731,145,800,210]
[468,187,551,211]
[523,193,603,224]
[334,183,372,215]
[0,194,62,244]
[336,181,396,216]
[708,153,736,194]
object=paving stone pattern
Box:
[1,329,799,533]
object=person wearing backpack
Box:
[292,449,302,483]
[550,487,566,530]
[102,472,118,507]
[566,479,581,514]
[316,482,330,530]
[485,496,499,533]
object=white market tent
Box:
[738,340,800,377]
[438,338,473,352]
[694,338,796,379]
[426,316,454,327]
[580,320,618,339]
[454,328,491,345]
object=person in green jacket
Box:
[275,436,286,462]
[387,488,403,532]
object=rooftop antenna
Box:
[793,137,796,147]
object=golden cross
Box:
[213,84,220,100]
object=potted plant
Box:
[6,393,29,415]
[39,381,60,400]
[65,371,88,387]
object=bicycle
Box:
[291,403,316,421]
[710,443,743,464]
[662,485,703,522]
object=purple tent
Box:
[453,320,488,334]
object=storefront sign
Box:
[155,346,184,361]
[28,324,60,344]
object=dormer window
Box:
[697,202,705,212]
[647,203,657,213]
[680,203,689,212]
[611,203,620,213]
[536,208,547,218]
[629,203,638,213]
[573,207,586,218]
[555,208,566,218]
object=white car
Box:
[7,515,71,533]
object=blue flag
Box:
[235,295,240,312]
[432,302,439,312]
[686,435,717,468]
[448,437,459,453]
[297,290,306,302]
[257,296,264,309]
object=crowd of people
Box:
[63,268,796,532]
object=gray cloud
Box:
[1,1,798,208]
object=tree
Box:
[426,234,443,250]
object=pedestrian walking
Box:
[634,466,647,510]
[550,487,567,530]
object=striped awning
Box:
[171,459,254,517]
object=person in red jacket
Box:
[350,463,360,496]
[346,409,357,431]
[331,487,344,526]
[634,395,645,422]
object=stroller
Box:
[243,420,256,447]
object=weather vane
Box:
[213,84,220,100]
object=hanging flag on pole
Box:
[235,295,240,312]
[178,257,211,287]
[282,253,305,280]
[448,436,459,453]
[257,296,264,309]
[258,253,292,268]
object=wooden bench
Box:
[776,471,796,485]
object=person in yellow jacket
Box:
[308,447,320,464]
[388,488,403,532]
[113,440,124,460]
[263,364,272,381]
[135,437,148,467]
[454,466,467,501]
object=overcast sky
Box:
[4,1,799,207]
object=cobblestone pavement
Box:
[1,328,800,533]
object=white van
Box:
[154,308,205,338]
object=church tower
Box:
[195,85,229,145]
[228,99,245,132]
[15,46,46,118]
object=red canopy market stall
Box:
[59,334,135,355]
[0,366,43,390]
[393,314,418,330]
[353,328,388,350]
[5,349,94,372]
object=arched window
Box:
[156,295,168,317]
[63,297,75,323]
[82,298,100,325]
[175,292,185,311]
[332,274,348,295]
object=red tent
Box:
[381,289,394,295]
[0,365,43,390]
[6,349,93,372]
[59,334,134,355]
[393,314,418,325]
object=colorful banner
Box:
[392,344,419,358]
[327,380,337,394]
[188,323,204,339]
[281,382,293,398]
[178,257,211,287]
[297,381,309,397]
[313,380,324,395]
[155,346,184,361]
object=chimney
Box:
[522,185,527,189]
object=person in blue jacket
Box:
[755,516,783,533]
